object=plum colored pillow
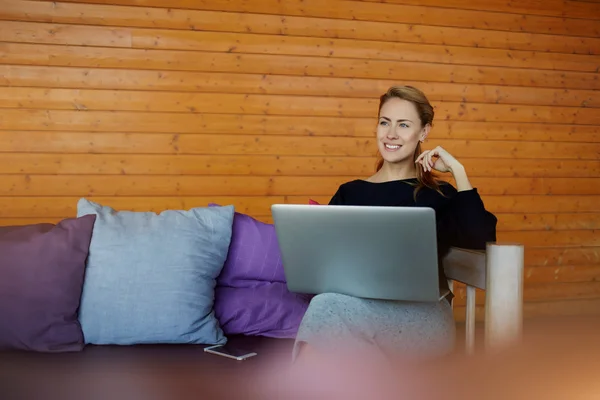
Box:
[209,204,311,338]
[0,215,96,352]
[77,199,234,346]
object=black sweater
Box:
[328,178,498,297]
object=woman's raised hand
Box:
[415,146,462,174]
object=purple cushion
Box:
[209,204,310,338]
[0,215,96,352]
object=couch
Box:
[0,198,525,398]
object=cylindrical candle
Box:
[484,243,525,352]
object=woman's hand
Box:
[415,146,462,174]
[416,146,473,191]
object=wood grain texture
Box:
[356,0,600,20]
[1,110,599,143]
[4,21,600,73]
[3,43,599,90]
[35,0,600,37]
[3,0,600,55]
[2,0,599,318]
[2,65,599,108]
[2,154,598,178]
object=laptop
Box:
[271,204,448,303]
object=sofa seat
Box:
[0,336,295,400]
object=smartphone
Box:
[204,344,258,361]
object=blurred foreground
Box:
[1,316,599,400]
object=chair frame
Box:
[443,243,525,354]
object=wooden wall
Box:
[1,0,599,320]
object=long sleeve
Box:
[437,187,498,251]
[328,185,345,205]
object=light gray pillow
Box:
[76,198,234,345]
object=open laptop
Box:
[271,204,448,303]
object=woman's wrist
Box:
[449,163,473,192]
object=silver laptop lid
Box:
[271,204,440,302]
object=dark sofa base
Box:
[0,335,295,400]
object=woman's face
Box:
[376,98,429,165]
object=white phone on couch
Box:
[204,344,258,361]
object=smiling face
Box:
[376,97,430,166]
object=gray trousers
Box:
[293,293,456,362]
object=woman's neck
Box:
[370,161,417,183]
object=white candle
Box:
[484,243,525,352]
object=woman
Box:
[293,85,498,363]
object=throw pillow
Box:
[209,204,311,338]
[0,215,96,352]
[77,199,234,346]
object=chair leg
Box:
[466,284,476,355]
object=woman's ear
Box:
[420,124,431,142]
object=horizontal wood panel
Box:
[0,196,281,218]
[2,154,598,178]
[498,213,600,230]
[455,281,600,305]
[3,43,599,90]
[2,65,599,109]
[1,132,597,161]
[524,247,600,267]
[497,230,600,247]
[2,87,600,125]
[523,264,600,284]
[45,0,600,37]
[0,175,598,196]
[271,195,600,214]
[5,21,600,73]
[358,0,600,20]
[2,110,599,143]
[453,298,600,322]
[3,1,600,55]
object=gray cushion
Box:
[77,198,234,345]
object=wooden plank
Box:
[2,154,597,178]
[282,194,600,214]
[2,110,599,143]
[43,0,600,37]
[4,0,599,55]
[0,175,597,196]
[0,196,282,217]
[1,132,598,160]
[8,20,595,73]
[357,0,600,20]
[3,65,599,109]
[498,213,600,231]
[132,28,600,73]
[485,196,600,214]
[0,217,64,226]
[0,20,132,48]
[455,281,600,305]
[3,43,598,90]
[453,298,600,321]
[523,265,600,284]
[524,247,600,267]
[1,87,599,125]
[497,230,600,247]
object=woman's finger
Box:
[415,150,428,163]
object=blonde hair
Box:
[375,85,444,199]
